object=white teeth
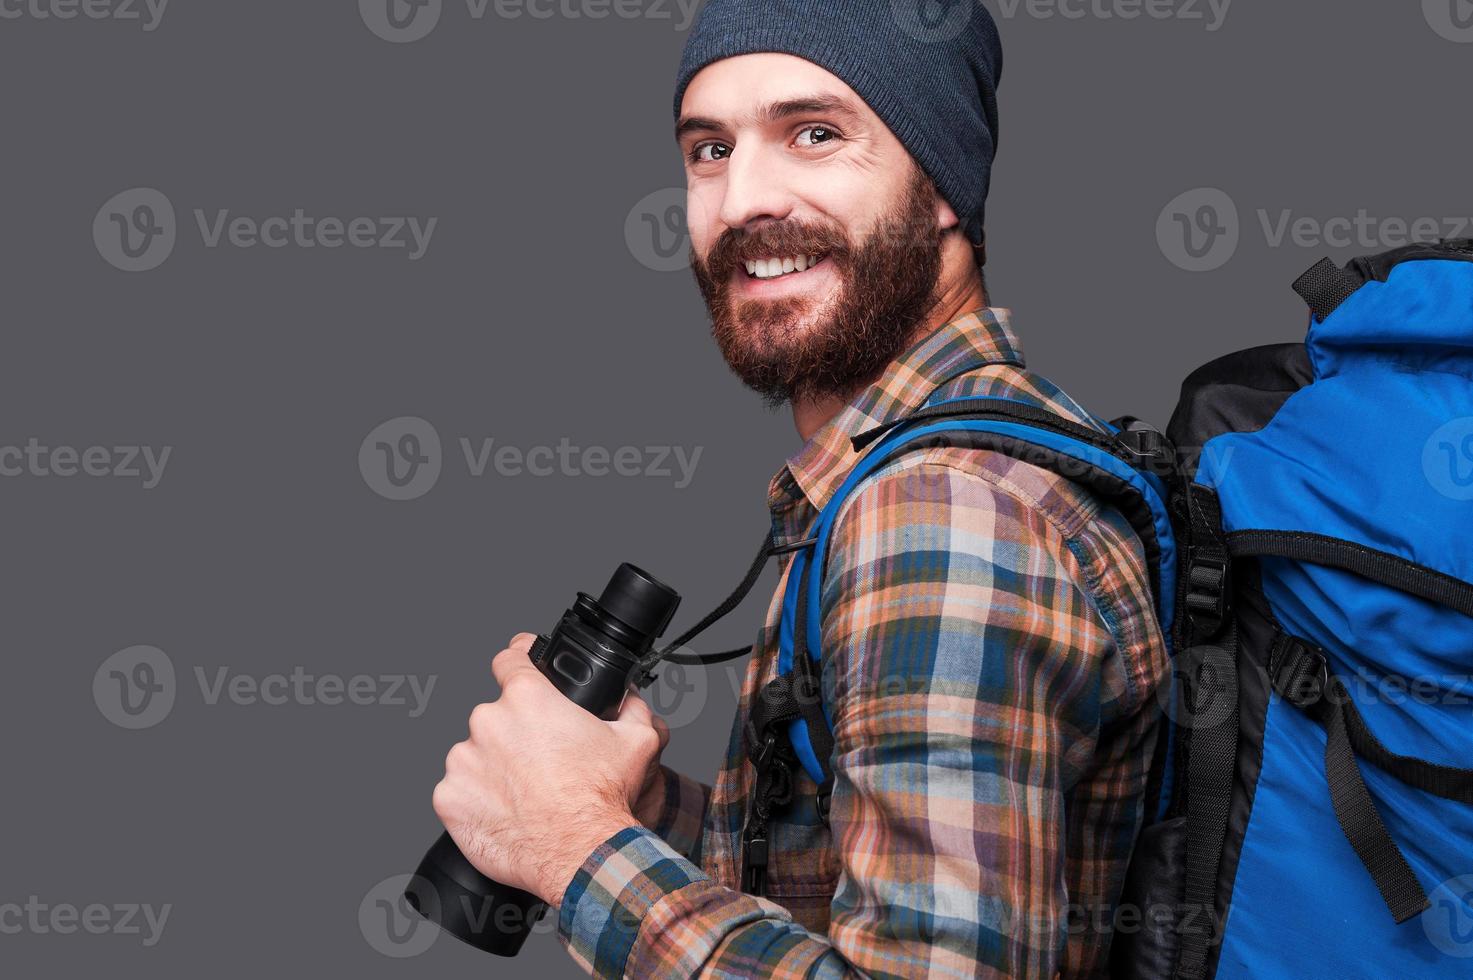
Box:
[747,254,825,279]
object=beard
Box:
[690,164,944,410]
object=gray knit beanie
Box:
[673,1,1003,246]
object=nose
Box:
[716,142,794,233]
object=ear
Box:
[935,193,961,234]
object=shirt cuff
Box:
[556,825,708,977]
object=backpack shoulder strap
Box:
[768,396,1180,804]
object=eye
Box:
[690,142,731,164]
[796,125,840,148]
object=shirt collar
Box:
[766,307,1027,519]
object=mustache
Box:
[702,222,851,277]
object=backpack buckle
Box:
[1271,635,1329,708]
[1111,419,1177,479]
[1184,554,1232,636]
[753,731,776,771]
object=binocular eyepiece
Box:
[405,563,680,956]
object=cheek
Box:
[796,176,880,236]
[684,186,723,254]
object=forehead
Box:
[678,52,876,127]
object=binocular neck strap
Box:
[635,529,817,685]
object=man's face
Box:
[678,53,951,409]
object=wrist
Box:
[537,807,637,908]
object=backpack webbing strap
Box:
[1226,529,1473,619]
[1270,632,1473,924]
[1175,636,1239,980]
[1180,484,1231,647]
[1292,257,1365,323]
[1174,482,1239,980]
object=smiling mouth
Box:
[741,253,830,281]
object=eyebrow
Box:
[675,94,863,142]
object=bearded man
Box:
[429,4,1169,977]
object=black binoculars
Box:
[405,562,681,956]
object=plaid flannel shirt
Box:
[557,309,1170,978]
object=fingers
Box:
[615,689,670,754]
[617,687,654,726]
[490,640,537,689]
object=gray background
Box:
[1,0,1467,975]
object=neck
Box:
[791,264,988,442]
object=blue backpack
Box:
[1113,239,1473,979]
